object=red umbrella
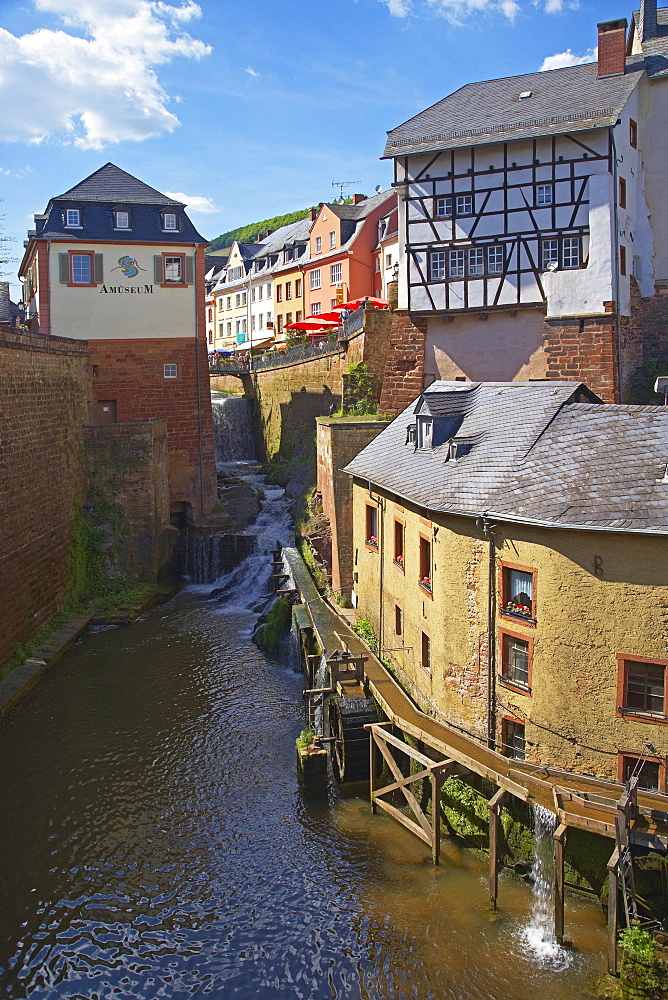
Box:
[286,317,339,330]
[312,311,343,322]
[337,296,388,311]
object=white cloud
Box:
[164,192,219,213]
[540,46,596,70]
[382,0,577,22]
[244,66,260,78]
[0,0,211,150]
[381,0,413,14]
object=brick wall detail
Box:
[379,311,427,415]
[542,314,619,402]
[0,328,91,667]
[89,336,216,517]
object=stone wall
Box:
[89,336,217,519]
[316,417,390,594]
[379,311,427,416]
[84,419,176,583]
[0,328,92,668]
[543,313,619,402]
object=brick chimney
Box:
[353,193,365,205]
[597,19,628,77]
[308,208,318,221]
[641,0,658,40]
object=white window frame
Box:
[536,184,553,206]
[435,197,452,219]
[468,248,485,276]
[330,262,342,285]
[456,194,473,216]
[487,245,504,274]
[449,249,465,278]
[541,239,559,271]
[71,253,92,284]
[329,231,336,249]
[164,363,178,378]
[65,209,81,228]
[562,237,580,269]
[315,236,322,254]
[428,251,447,281]
[311,302,322,315]
[163,213,178,231]
[310,269,321,290]
[114,211,130,229]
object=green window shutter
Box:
[154,255,164,283]
[59,253,70,283]
[94,254,103,283]
[185,255,194,284]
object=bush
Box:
[352,616,377,649]
[255,596,292,652]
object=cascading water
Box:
[182,534,224,584]
[211,391,255,464]
[522,804,572,969]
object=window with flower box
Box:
[365,504,378,549]
[500,564,536,624]
[419,535,431,593]
[500,630,532,693]
[394,519,404,571]
[617,656,668,722]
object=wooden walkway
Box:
[281,546,668,970]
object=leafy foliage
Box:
[207,209,312,253]
[351,616,377,649]
[296,729,316,749]
[255,596,292,652]
[627,358,668,404]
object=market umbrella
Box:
[337,296,388,311]
[286,318,339,330]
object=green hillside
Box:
[207,209,310,252]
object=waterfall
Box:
[521,804,572,969]
[278,618,302,674]
[211,392,255,465]
[183,534,224,584]
[313,654,329,736]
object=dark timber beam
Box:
[607,847,620,976]
[554,823,568,945]
[488,787,506,909]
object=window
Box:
[630,119,638,148]
[165,256,185,283]
[418,417,432,449]
[208,331,213,344]
[251,287,256,302]
[114,210,130,229]
[267,284,272,298]
[65,209,81,227]
[310,269,321,290]
[468,248,485,276]
[435,197,452,218]
[208,308,213,322]
[71,253,92,284]
[488,245,504,274]
[258,314,264,330]
[421,632,431,674]
[394,520,404,569]
[296,311,302,322]
[329,231,336,249]
[315,236,322,254]
[501,633,531,690]
[501,566,535,621]
[365,504,378,548]
[226,296,231,309]
[258,286,263,301]
[621,755,663,792]
[536,184,553,206]
[251,315,256,332]
[295,279,302,297]
[331,263,342,284]
[542,239,559,270]
[276,285,283,302]
[386,254,392,268]
[419,536,431,592]
[286,282,292,300]
[620,245,627,276]
[286,312,292,326]
[331,299,337,309]
[226,322,232,336]
[562,237,580,269]
[277,316,283,334]
[311,302,321,315]
[456,194,473,215]
[449,250,465,278]
[620,658,666,717]
[267,312,272,326]
[428,251,447,281]
[163,213,178,231]
[375,257,381,272]
[395,605,403,636]
[164,363,178,378]
[619,177,627,209]
[235,293,241,307]
[502,719,526,760]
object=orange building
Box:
[304,191,396,316]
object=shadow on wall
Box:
[426,312,547,383]
[260,385,341,462]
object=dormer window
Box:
[114,210,130,229]
[406,424,416,445]
[65,209,81,228]
[163,212,178,231]
[418,417,433,449]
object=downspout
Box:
[193,244,206,517]
[610,124,623,402]
[477,513,497,749]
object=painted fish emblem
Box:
[111,255,146,279]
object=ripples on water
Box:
[0,470,607,999]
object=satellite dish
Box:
[375,185,383,193]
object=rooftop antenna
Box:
[332,179,360,201]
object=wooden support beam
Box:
[432,769,445,865]
[607,847,620,976]
[554,822,568,945]
[488,788,507,909]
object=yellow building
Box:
[345,380,668,791]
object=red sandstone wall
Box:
[542,315,619,402]
[0,328,91,668]
[89,336,216,518]
[379,311,427,415]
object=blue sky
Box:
[0,0,623,293]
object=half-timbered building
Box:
[380,6,668,408]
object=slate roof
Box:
[57,163,183,206]
[213,219,312,291]
[383,62,644,158]
[629,7,668,77]
[344,381,668,534]
[32,162,206,244]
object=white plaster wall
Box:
[425,310,546,381]
[639,75,667,284]
[49,242,197,340]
